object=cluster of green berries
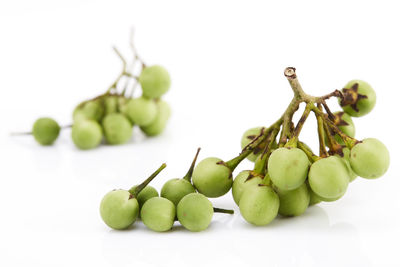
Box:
[13,39,171,149]
[100,69,389,231]
[100,149,234,232]
[71,65,171,150]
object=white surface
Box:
[0,1,399,266]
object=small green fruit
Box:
[129,185,159,208]
[275,183,310,216]
[161,179,196,206]
[139,65,171,98]
[232,170,264,206]
[140,101,171,136]
[141,197,175,232]
[339,80,376,117]
[71,120,103,150]
[102,113,132,145]
[177,193,213,232]
[32,117,60,145]
[126,97,157,126]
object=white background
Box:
[0,1,399,266]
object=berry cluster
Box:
[100,149,233,232]
[100,67,389,231]
[13,34,171,149]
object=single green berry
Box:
[308,156,349,199]
[339,80,376,117]
[140,101,171,136]
[139,65,171,98]
[239,184,279,226]
[71,120,103,150]
[73,100,104,122]
[268,147,310,190]
[161,179,196,206]
[32,117,60,145]
[126,97,157,126]
[177,193,213,232]
[192,157,233,198]
[275,183,310,216]
[308,187,322,206]
[350,138,390,179]
[102,113,132,145]
[129,185,159,208]
[232,170,265,206]
[140,197,175,232]
[100,190,139,230]
[240,127,266,162]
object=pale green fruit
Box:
[102,113,132,145]
[350,138,390,179]
[239,185,279,226]
[126,97,157,126]
[309,156,349,199]
[32,117,60,145]
[275,183,310,216]
[100,190,139,230]
[73,100,104,122]
[177,193,213,232]
[268,147,310,190]
[161,178,196,206]
[339,80,376,117]
[192,157,233,198]
[104,95,118,115]
[140,101,170,136]
[232,170,264,205]
[71,120,103,150]
[141,197,175,232]
[139,65,171,98]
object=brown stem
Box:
[315,104,328,157]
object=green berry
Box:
[350,138,390,179]
[339,80,376,117]
[141,197,175,232]
[117,97,130,116]
[139,65,171,98]
[161,178,196,206]
[129,185,159,208]
[177,193,213,232]
[192,157,233,198]
[240,127,266,162]
[73,100,104,122]
[268,147,310,190]
[308,188,321,206]
[308,156,349,199]
[232,170,264,206]
[140,101,170,136]
[100,190,139,230]
[239,185,279,226]
[102,113,132,145]
[71,120,103,150]
[32,117,60,145]
[126,97,157,126]
[275,183,310,216]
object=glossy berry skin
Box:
[192,157,233,198]
[130,185,159,208]
[139,65,171,98]
[239,185,279,226]
[177,193,213,232]
[161,178,196,206]
[275,183,310,216]
[102,113,132,145]
[126,97,157,126]
[100,190,139,230]
[350,138,390,179]
[71,120,103,150]
[32,117,60,145]
[232,170,264,205]
[140,101,170,137]
[141,197,175,232]
[339,80,376,117]
[240,127,265,162]
[268,147,310,190]
[308,156,349,199]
